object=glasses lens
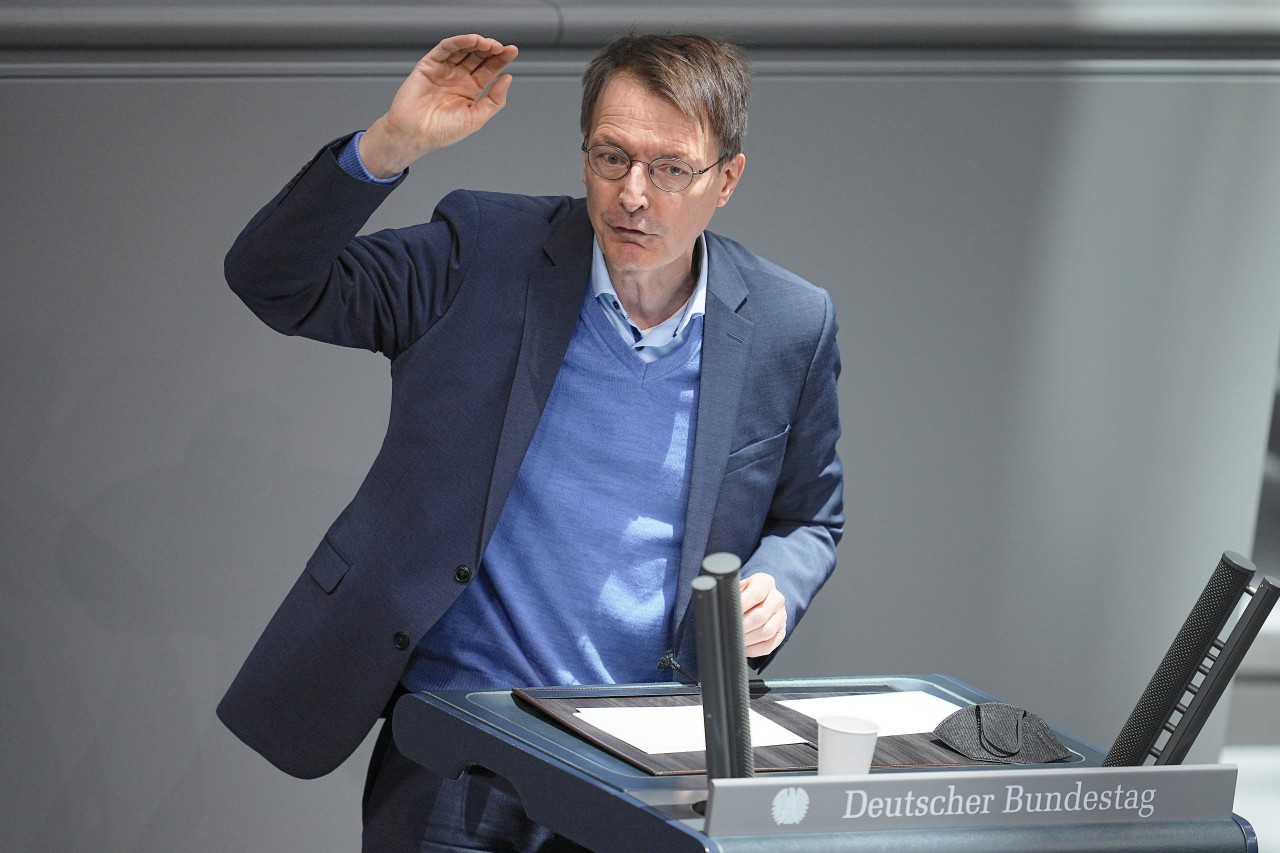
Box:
[650,158,694,192]
[588,146,629,180]
[584,145,702,192]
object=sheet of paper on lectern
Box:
[573,705,805,755]
[777,691,963,736]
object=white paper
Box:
[573,705,805,755]
[778,691,963,737]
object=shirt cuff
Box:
[337,131,403,184]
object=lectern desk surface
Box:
[391,674,1255,853]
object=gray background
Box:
[3,2,1280,850]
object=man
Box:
[219,32,843,851]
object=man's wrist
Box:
[337,130,403,184]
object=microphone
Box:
[693,552,755,779]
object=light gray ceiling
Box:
[4,1,1280,52]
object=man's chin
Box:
[601,245,656,275]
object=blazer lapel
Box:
[671,240,753,655]
[480,206,593,551]
[479,219,756,663]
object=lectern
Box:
[392,675,1257,852]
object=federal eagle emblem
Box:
[771,786,810,826]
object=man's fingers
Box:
[739,573,787,657]
[427,33,497,62]
[744,609,787,657]
[484,74,515,110]
[744,605,784,641]
[452,44,518,78]
[472,52,518,90]
[738,573,774,610]
[742,589,784,634]
[424,35,517,77]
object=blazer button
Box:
[454,564,473,584]
[393,631,410,651]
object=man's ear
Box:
[715,153,746,208]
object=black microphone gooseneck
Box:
[693,552,755,779]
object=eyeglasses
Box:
[581,143,728,193]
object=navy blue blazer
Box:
[217,139,844,779]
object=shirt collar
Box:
[591,233,708,346]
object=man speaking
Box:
[218,31,844,851]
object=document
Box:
[778,690,963,736]
[573,705,805,755]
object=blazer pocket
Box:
[305,537,353,594]
[724,425,791,475]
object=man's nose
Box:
[619,161,649,210]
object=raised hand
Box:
[359,34,519,178]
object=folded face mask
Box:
[933,702,1072,764]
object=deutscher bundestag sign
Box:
[705,765,1236,837]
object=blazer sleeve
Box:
[223,136,479,359]
[743,288,844,669]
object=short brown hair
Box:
[580,33,752,158]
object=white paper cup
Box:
[817,715,879,776]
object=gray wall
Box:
[4,4,1280,851]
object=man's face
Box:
[583,73,744,289]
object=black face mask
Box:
[933,703,1072,764]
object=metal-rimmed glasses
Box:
[581,143,728,193]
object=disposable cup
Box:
[817,715,879,776]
